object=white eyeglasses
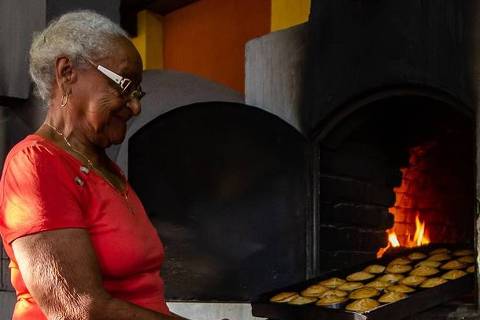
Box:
[84,58,145,101]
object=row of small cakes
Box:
[269,248,475,313]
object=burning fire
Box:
[377,213,430,258]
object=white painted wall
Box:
[167,302,266,320]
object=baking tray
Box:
[251,244,475,320]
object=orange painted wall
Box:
[163,0,271,93]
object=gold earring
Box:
[60,92,70,108]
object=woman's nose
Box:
[126,98,141,116]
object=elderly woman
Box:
[0,10,187,320]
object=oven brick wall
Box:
[317,140,398,271]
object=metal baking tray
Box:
[251,244,474,320]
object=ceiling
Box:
[120,0,198,35]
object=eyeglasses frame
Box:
[83,57,145,101]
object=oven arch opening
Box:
[312,90,475,273]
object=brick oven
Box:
[245,0,479,318]
[316,94,474,272]
[304,0,478,285]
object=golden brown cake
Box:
[378,291,407,303]
[318,277,346,288]
[376,273,405,284]
[453,249,474,257]
[440,260,466,270]
[441,270,467,280]
[389,257,412,265]
[270,291,299,303]
[408,252,427,261]
[430,248,450,255]
[288,296,317,305]
[415,260,441,268]
[338,282,364,291]
[320,289,348,298]
[386,264,413,274]
[300,284,329,297]
[427,253,451,262]
[315,295,348,306]
[400,275,427,287]
[365,280,389,290]
[346,271,375,282]
[420,277,448,288]
[410,266,439,277]
[345,298,380,312]
[385,284,415,293]
[363,264,386,274]
[349,287,380,300]
[458,256,475,264]
[467,265,475,273]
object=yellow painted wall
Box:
[271,0,311,32]
[131,10,164,70]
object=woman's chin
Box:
[98,131,126,148]
[105,122,127,145]
[109,132,127,145]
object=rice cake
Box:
[442,270,467,280]
[410,266,439,277]
[288,295,317,305]
[458,256,475,264]
[427,253,451,262]
[377,273,405,284]
[318,277,346,288]
[338,282,364,291]
[346,298,380,313]
[346,271,375,282]
[319,289,348,298]
[385,284,415,293]
[316,295,348,306]
[420,277,448,288]
[379,291,407,303]
[270,291,299,303]
[365,280,389,290]
[300,284,329,297]
[389,257,412,265]
[349,287,380,300]
[415,260,441,268]
[386,264,413,274]
[408,252,427,261]
[363,264,386,274]
[453,249,474,257]
[400,275,426,287]
[440,260,466,270]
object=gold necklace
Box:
[43,122,134,214]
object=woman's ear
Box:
[54,56,77,93]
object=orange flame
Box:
[376,214,430,258]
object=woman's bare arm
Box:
[12,228,187,320]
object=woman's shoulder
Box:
[6,135,57,164]
[4,134,75,174]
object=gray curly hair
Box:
[29,10,128,103]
